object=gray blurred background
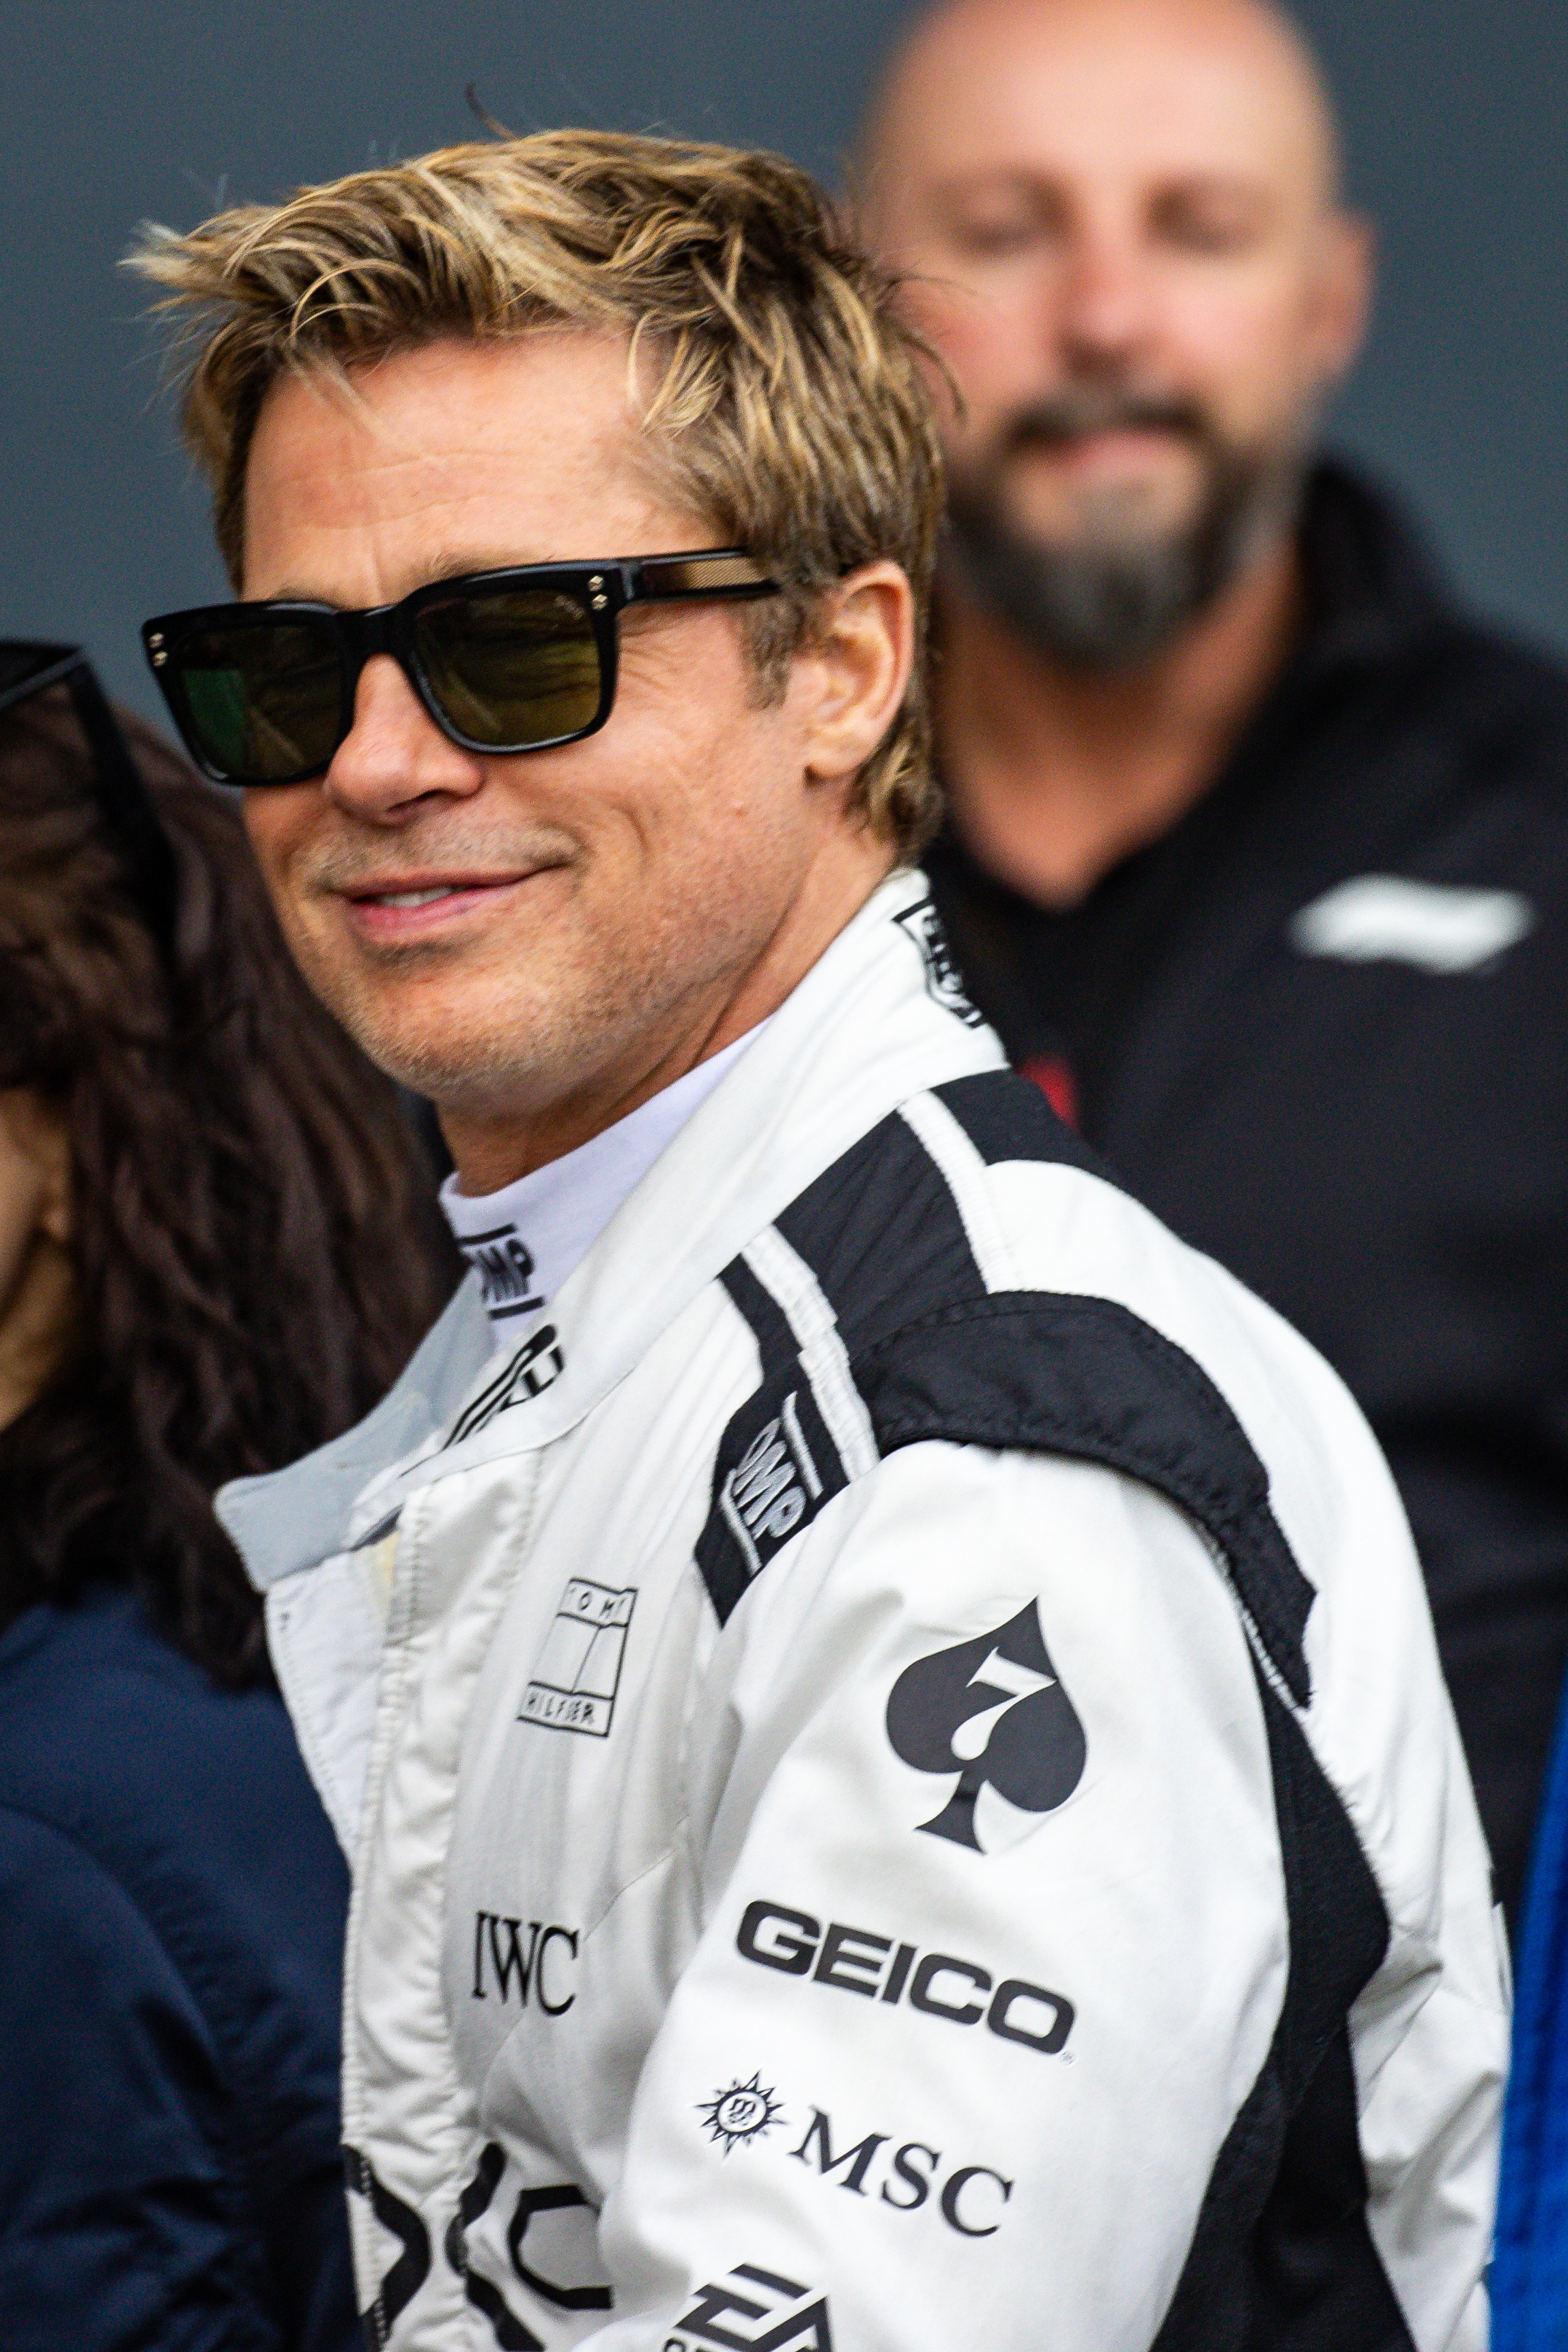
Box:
[4,0,1565,720]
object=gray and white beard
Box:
[945,406,1310,671]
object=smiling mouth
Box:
[334,875,536,936]
[362,885,470,909]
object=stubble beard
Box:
[294,913,707,1127]
[274,823,783,1129]
[945,388,1313,670]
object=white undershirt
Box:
[439,1029,765,1322]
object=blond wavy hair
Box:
[129,130,946,854]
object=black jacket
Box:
[928,459,1568,1927]
[0,1586,358,2351]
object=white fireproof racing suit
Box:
[220,870,1506,2352]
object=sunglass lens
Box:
[172,622,341,782]
[413,591,603,750]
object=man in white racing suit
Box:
[136,130,1506,2351]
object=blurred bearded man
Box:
[864,0,1568,1931]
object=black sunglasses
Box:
[141,548,782,789]
[0,640,180,950]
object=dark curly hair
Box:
[0,685,458,1683]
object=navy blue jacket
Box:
[0,1585,358,2351]
[1496,1682,1568,2345]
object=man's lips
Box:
[332,869,555,939]
[1016,422,1198,471]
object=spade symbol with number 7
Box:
[885,1602,1086,1850]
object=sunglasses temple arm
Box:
[633,554,781,602]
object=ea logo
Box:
[885,1603,1086,1851]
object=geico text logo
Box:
[735,1899,1072,2054]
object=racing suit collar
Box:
[440,1022,767,1320]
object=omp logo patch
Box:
[696,1376,850,1623]
[896,898,985,1027]
[668,2265,833,2351]
[446,1324,565,1448]
[519,1579,636,1736]
[457,1222,545,1321]
[444,2144,611,2343]
[720,1393,823,1575]
[343,2147,430,2338]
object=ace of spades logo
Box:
[885,1602,1086,1850]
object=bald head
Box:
[865,0,1343,221]
[859,0,1371,666]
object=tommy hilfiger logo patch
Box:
[896,898,985,1028]
[519,1578,636,1736]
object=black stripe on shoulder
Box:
[935,1067,1106,1174]
[775,1111,985,1347]
[852,1291,1315,1705]
[695,1357,851,1626]
[719,1256,797,1371]
[1152,1658,1403,2350]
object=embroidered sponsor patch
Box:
[696,1377,851,1621]
[720,1392,825,1573]
[896,897,985,1026]
[470,1913,580,2009]
[519,1578,636,1736]
[734,1897,1074,2056]
[446,1322,565,1448]
[697,2075,786,2157]
[455,1221,545,1321]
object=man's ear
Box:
[1310,209,1375,388]
[798,561,915,791]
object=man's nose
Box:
[1052,222,1158,377]
[323,653,486,822]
